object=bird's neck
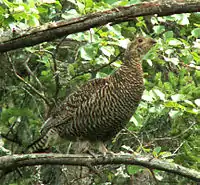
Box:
[112,55,143,84]
[110,53,144,117]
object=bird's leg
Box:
[74,140,90,153]
[73,140,99,158]
[74,141,116,158]
[97,142,116,156]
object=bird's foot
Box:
[98,142,116,157]
[87,149,99,159]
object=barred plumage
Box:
[27,36,156,153]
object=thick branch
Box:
[0,153,199,182]
[0,0,200,52]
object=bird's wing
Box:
[62,77,109,109]
[41,77,109,133]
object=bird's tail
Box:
[25,128,58,153]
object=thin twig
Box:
[124,128,143,149]
[154,122,196,141]
[149,169,159,185]
[52,36,68,101]
[180,62,200,71]
[71,52,122,80]
[23,56,44,90]
[172,141,185,155]
[6,53,51,106]
[0,133,21,145]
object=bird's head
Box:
[125,36,156,60]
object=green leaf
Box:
[158,151,172,158]
[165,49,175,55]
[28,15,40,27]
[96,72,108,78]
[172,14,189,25]
[191,28,200,38]
[129,0,141,4]
[103,0,117,5]
[2,0,13,8]
[67,64,75,76]
[100,45,115,57]
[80,45,98,60]
[1,108,34,123]
[153,147,161,157]
[185,108,199,114]
[168,39,182,46]
[163,31,174,40]
[169,110,182,118]
[77,1,85,13]
[194,99,200,107]
[153,25,165,34]
[171,94,185,102]
[127,165,143,175]
[130,116,139,126]
[106,24,122,37]
[153,89,165,101]
[62,9,80,19]
[96,55,109,64]
[168,72,178,88]
[85,0,93,10]
[142,90,153,102]
[41,70,49,76]
[66,0,76,5]
[164,101,185,110]
[184,100,195,107]
[118,39,130,49]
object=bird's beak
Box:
[151,39,156,45]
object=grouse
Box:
[27,36,156,153]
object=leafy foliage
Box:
[0,0,199,184]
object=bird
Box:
[26,36,156,154]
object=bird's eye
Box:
[138,38,143,43]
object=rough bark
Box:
[0,153,199,182]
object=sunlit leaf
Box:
[62,9,80,19]
[164,101,185,110]
[172,14,190,25]
[153,147,161,157]
[163,31,174,40]
[168,39,182,46]
[96,72,108,78]
[118,39,130,49]
[194,99,200,107]
[171,94,185,102]
[100,46,115,57]
[153,25,165,34]
[184,100,195,107]
[191,28,200,38]
[169,110,182,118]
[153,89,165,101]
[130,116,139,126]
[142,90,153,102]
[80,45,97,60]
[96,55,109,64]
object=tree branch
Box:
[0,153,199,182]
[0,0,200,52]
[23,56,44,90]
[6,53,51,106]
